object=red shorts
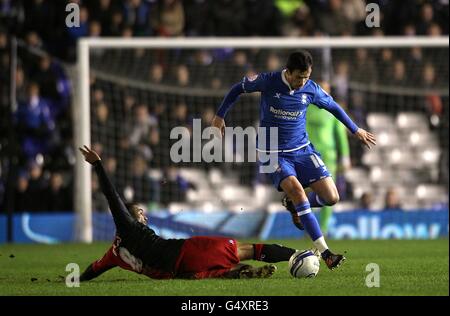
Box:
[175,236,240,279]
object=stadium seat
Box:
[419,147,441,165]
[219,184,253,203]
[207,167,243,192]
[405,130,437,147]
[362,150,383,166]
[386,148,413,166]
[376,131,400,147]
[396,112,429,132]
[369,166,395,184]
[199,201,226,213]
[416,184,448,202]
[344,167,369,184]
[367,113,396,132]
[179,168,210,191]
[208,168,223,185]
[396,170,421,184]
[254,184,284,206]
[186,188,216,203]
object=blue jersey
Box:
[241,71,335,151]
[217,70,358,153]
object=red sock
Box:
[253,244,264,260]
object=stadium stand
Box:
[0,0,448,218]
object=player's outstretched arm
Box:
[213,74,267,137]
[319,100,377,150]
[78,145,135,231]
[212,82,245,137]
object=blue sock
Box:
[307,192,326,208]
[295,201,323,241]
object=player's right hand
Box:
[211,115,226,138]
[79,145,101,164]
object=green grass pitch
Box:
[0,239,448,296]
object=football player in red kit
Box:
[79,145,297,281]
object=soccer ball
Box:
[288,250,320,278]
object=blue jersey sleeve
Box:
[216,73,269,118]
[312,82,359,134]
[312,82,334,109]
[216,83,244,118]
[241,73,268,93]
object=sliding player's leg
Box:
[237,242,296,262]
[175,237,276,279]
[175,236,240,277]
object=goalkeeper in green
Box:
[307,82,350,234]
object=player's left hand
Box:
[354,128,377,149]
[79,145,101,164]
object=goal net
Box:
[74,38,449,242]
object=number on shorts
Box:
[310,154,324,168]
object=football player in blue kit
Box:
[212,51,376,270]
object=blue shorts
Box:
[261,144,331,191]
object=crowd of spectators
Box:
[0,0,448,213]
[1,0,448,62]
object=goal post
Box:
[75,36,449,243]
[73,40,92,243]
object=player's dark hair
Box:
[286,50,313,72]
[125,202,139,218]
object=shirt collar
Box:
[281,69,296,94]
[281,69,292,90]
